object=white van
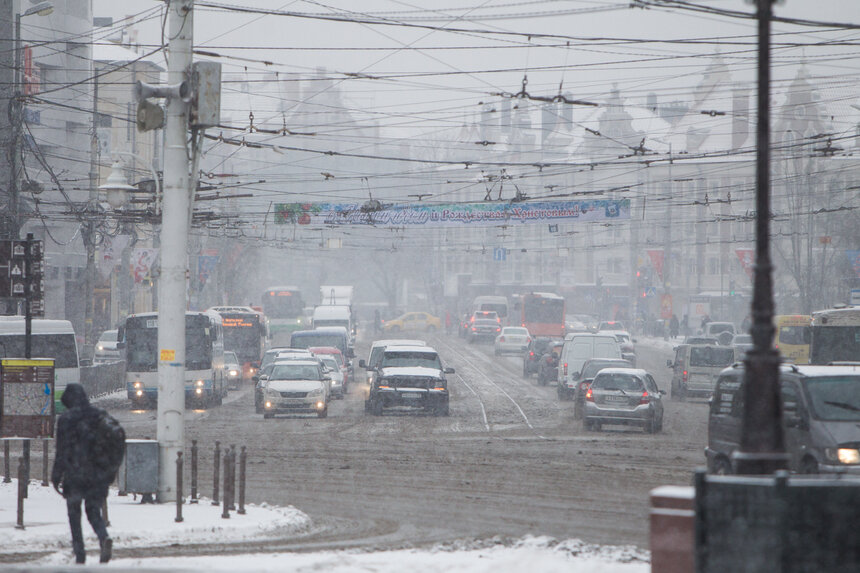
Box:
[558,333,622,388]
[312,305,352,335]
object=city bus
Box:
[262,286,306,345]
[809,307,860,365]
[520,292,566,337]
[122,311,226,408]
[208,306,267,380]
[0,317,80,412]
[774,314,811,364]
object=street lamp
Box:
[99,161,135,209]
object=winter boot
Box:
[99,537,112,563]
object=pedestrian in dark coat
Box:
[51,384,115,564]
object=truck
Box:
[320,285,354,307]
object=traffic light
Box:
[729,279,736,297]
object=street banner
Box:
[99,235,131,279]
[198,255,220,287]
[274,199,630,228]
[132,248,159,284]
[661,294,673,320]
[847,250,860,279]
[647,249,664,282]
[736,249,754,278]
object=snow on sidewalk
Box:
[1,478,649,571]
[0,478,311,557]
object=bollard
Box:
[211,441,221,505]
[22,440,30,499]
[175,452,184,523]
[238,446,246,515]
[16,458,25,530]
[221,450,230,519]
[3,440,10,483]
[228,445,237,511]
[190,439,198,504]
[41,439,49,487]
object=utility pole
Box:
[0,0,14,240]
[157,0,194,502]
[733,0,788,475]
[85,74,99,349]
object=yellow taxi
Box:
[383,312,442,333]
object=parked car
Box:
[583,368,665,433]
[706,363,860,475]
[523,337,555,378]
[224,351,242,390]
[261,360,331,419]
[494,327,531,356]
[562,357,633,416]
[93,329,122,363]
[667,343,738,400]
[382,311,441,333]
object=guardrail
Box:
[80,360,126,397]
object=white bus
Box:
[0,317,80,411]
[810,307,860,365]
[121,310,226,408]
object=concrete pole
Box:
[157,0,193,502]
[85,73,98,349]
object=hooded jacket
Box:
[51,384,112,497]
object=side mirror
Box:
[573,372,581,381]
[659,389,666,396]
[323,375,332,381]
[359,359,366,368]
[666,359,673,368]
[116,341,127,350]
[631,338,638,343]
[444,367,455,374]
[252,376,259,383]
[80,358,93,367]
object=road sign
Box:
[0,358,55,438]
[493,247,507,262]
[645,286,657,298]
[0,240,44,315]
[850,289,860,307]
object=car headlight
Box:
[195,380,205,387]
[826,448,860,465]
[97,344,104,351]
[133,381,142,389]
[228,369,239,376]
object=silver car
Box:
[583,368,665,433]
[494,327,531,356]
[94,329,122,363]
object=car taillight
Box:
[585,387,594,402]
[639,391,650,405]
[496,327,501,332]
[563,363,568,375]
[683,370,688,383]
[472,326,477,331]
[526,337,531,343]
[529,351,534,357]
[470,316,475,323]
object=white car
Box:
[318,355,345,399]
[494,327,532,356]
[262,360,330,419]
[224,351,242,390]
[94,329,122,363]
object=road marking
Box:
[454,373,490,432]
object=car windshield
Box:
[270,364,321,380]
[708,323,734,334]
[804,376,860,421]
[320,356,339,371]
[224,352,239,364]
[99,331,118,342]
[380,351,442,370]
[690,346,735,367]
[593,373,643,392]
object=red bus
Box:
[521,292,565,337]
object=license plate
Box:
[606,395,628,403]
[402,392,421,400]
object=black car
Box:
[367,367,451,416]
[467,318,501,343]
[523,337,554,378]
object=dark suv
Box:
[523,337,554,378]
[365,345,455,416]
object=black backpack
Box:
[91,410,126,482]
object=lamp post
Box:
[6,2,53,240]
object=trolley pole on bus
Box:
[156,0,194,502]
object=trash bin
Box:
[118,439,158,495]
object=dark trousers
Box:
[66,492,108,558]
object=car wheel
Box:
[494,348,500,356]
[263,412,274,419]
[712,457,732,475]
[371,398,383,416]
[800,457,818,475]
[573,400,583,420]
[318,406,328,419]
[644,418,655,434]
[434,403,449,416]
[427,325,436,333]
[523,361,529,377]
[389,325,400,333]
